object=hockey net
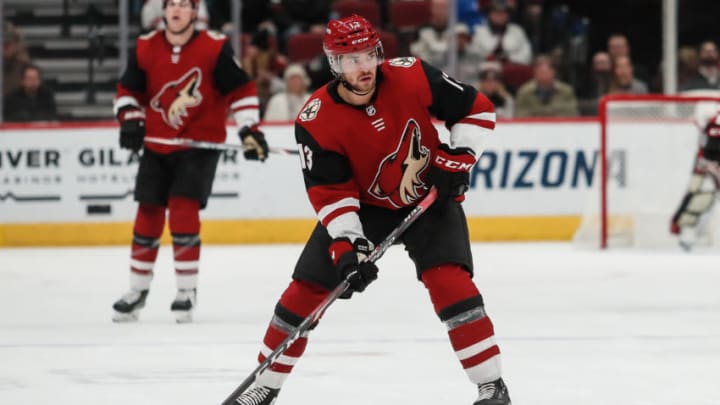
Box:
[573,93,720,249]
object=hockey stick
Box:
[144,136,299,155]
[220,187,439,405]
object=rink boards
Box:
[1,120,598,246]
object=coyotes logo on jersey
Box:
[150,67,203,129]
[369,119,430,207]
[388,56,416,68]
[299,98,321,122]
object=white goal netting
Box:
[573,93,720,249]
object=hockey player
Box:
[230,15,510,405]
[111,0,268,323]
[671,102,720,250]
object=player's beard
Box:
[345,71,376,96]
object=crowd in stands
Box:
[4,0,720,122]
[2,21,56,121]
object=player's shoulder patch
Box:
[387,56,417,68]
[205,30,227,41]
[299,98,321,122]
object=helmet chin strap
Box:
[337,66,378,96]
[340,79,374,96]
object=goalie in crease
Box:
[670,104,720,250]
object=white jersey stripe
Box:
[325,211,365,241]
[230,96,260,110]
[466,112,497,122]
[174,260,200,270]
[454,336,498,361]
[113,96,140,116]
[465,355,502,383]
[450,123,492,155]
[260,345,300,366]
[317,197,360,223]
[130,259,155,271]
[233,109,259,130]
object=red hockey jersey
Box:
[113,30,259,154]
[295,57,495,239]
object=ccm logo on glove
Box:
[434,155,474,171]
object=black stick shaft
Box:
[220,187,438,405]
[144,136,299,155]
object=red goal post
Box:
[574,93,720,249]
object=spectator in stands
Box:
[410,0,452,68]
[517,0,589,87]
[274,0,332,45]
[607,55,648,95]
[515,55,578,117]
[263,63,311,122]
[306,55,333,91]
[453,24,486,84]
[206,0,274,34]
[517,0,546,55]
[469,0,532,65]
[480,0,520,20]
[3,20,31,96]
[606,33,649,84]
[409,0,481,84]
[3,65,57,122]
[680,40,720,91]
[241,23,288,113]
[476,61,514,118]
[578,51,612,115]
[458,0,486,31]
[141,0,209,31]
[607,34,629,61]
[677,46,700,90]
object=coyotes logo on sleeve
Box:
[150,68,203,129]
[369,119,430,208]
[299,98,321,122]
[388,56,416,68]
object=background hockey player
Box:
[229,15,510,405]
[671,101,720,250]
[111,0,268,323]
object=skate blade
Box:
[112,311,140,322]
[173,310,193,323]
[678,240,693,252]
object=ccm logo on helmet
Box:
[352,37,369,45]
[434,156,473,171]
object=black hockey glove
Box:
[703,117,720,162]
[239,124,269,162]
[117,106,146,152]
[329,237,378,294]
[425,143,476,203]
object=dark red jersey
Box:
[295,57,495,237]
[114,30,259,154]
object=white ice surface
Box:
[1,242,720,405]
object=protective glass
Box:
[327,44,384,75]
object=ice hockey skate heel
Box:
[112,289,149,322]
[473,378,511,405]
[171,288,196,323]
[233,386,280,405]
[678,227,695,252]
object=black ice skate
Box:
[170,288,196,323]
[112,289,149,322]
[473,378,511,405]
[233,386,280,405]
